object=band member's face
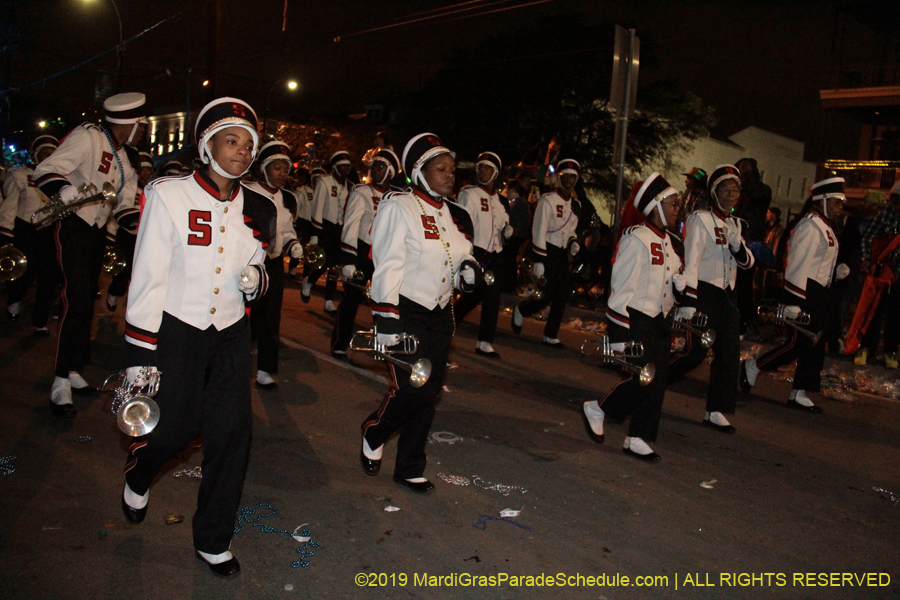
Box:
[335,163,351,178]
[139,166,152,182]
[209,127,255,177]
[370,161,388,185]
[560,173,577,192]
[660,195,681,226]
[826,197,843,219]
[715,180,741,212]
[36,147,55,163]
[422,153,455,196]
[476,163,496,186]
[265,160,290,189]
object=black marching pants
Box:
[251,254,286,374]
[331,247,373,353]
[517,244,568,339]
[124,313,252,555]
[667,282,740,414]
[54,216,105,377]
[7,217,60,328]
[755,280,829,392]
[453,247,502,343]
[599,311,670,441]
[107,228,136,298]
[307,221,340,301]
[362,297,452,480]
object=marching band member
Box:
[330,148,401,357]
[668,164,754,433]
[303,151,351,312]
[454,151,512,359]
[741,178,848,413]
[246,140,303,389]
[511,158,582,348]
[582,173,682,461]
[360,133,478,494]
[120,98,274,578]
[288,167,313,276]
[34,92,146,417]
[105,150,151,313]
[2,135,60,333]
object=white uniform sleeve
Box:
[243,244,268,302]
[33,127,93,196]
[682,214,705,305]
[311,178,328,230]
[0,170,25,236]
[370,199,408,322]
[340,188,365,257]
[531,197,551,258]
[606,233,642,329]
[280,201,300,256]
[783,220,817,300]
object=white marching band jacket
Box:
[370,188,473,323]
[682,207,754,302]
[245,181,300,259]
[295,184,313,222]
[124,171,273,361]
[457,184,510,253]
[531,189,579,258]
[341,182,387,259]
[784,212,839,299]
[0,167,50,236]
[311,173,349,229]
[607,222,683,329]
[33,123,138,229]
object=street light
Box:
[263,79,299,132]
[82,0,124,90]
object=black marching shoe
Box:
[360,450,381,476]
[739,360,752,392]
[393,476,435,494]
[511,306,523,334]
[702,418,736,434]
[195,552,241,579]
[49,401,77,418]
[121,496,147,524]
[623,447,661,462]
[542,340,565,350]
[786,399,822,414]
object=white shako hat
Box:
[194,97,259,179]
[707,164,741,210]
[330,150,351,171]
[138,151,153,169]
[476,151,502,184]
[370,148,401,184]
[257,140,292,187]
[810,177,846,202]
[402,132,456,196]
[103,92,147,124]
[634,172,678,227]
[31,135,59,157]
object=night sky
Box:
[1,0,853,160]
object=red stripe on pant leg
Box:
[362,363,400,436]
[124,440,148,475]
[597,371,635,408]
[53,220,69,371]
[756,330,798,371]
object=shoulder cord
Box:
[413,194,457,337]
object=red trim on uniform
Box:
[607,308,630,327]
[259,182,278,195]
[125,323,158,345]
[756,329,798,371]
[596,370,634,408]
[373,303,399,315]
[645,221,666,239]
[34,172,68,187]
[312,220,323,229]
[53,220,68,368]
[711,207,728,222]
[0,227,12,236]
[556,189,571,201]
[412,187,443,209]
[685,286,698,299]
[341,242,357,255]
[243,215,251,223]
[193,170,219,199]
[784,280,806,299]
[532,243,547,256]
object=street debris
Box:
[292,524,310,543]
[384,506,401,512]
[74,436,92,443]
[165,514,185,525]
[873,487,899,505]
[437,473,527,496]
[431,431,463,444]
[0,455,16,475]
[700,479,717,489]
[233,503,321,568]
[499,508,521,518]
[173,466,202,479]
[473,514,533,532]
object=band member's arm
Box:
[681,214,704,307]
[369,199,407,334]
[240,245,268,302]
[729,219,754,269]
[280,205,301,258]
[530,197,551,259]
[782,221,817,301]
[606,233,642,330]
[33,127,93,198]
[340,188,365,263]
[310,178,328,231]
[0,169,25,239]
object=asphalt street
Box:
[0,278,898,600]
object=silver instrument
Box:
[0,245,27,282]
[671,311,717,348]
[31,182,118,229]
[349,325,432,388]
[103,368,162,436]
[302,243,326,270]
[580,336,655,386]
[102,246,127,276]
[341,271,372,298]
[483,270,495,286]
[757,304,822,345]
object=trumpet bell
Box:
[484,270,495,286]
[0,245,27,282]
[117,395,160,436]
[102,247,127,275]
[700,329,716,348]
[638,363,656,386]
[409,358,432,388]
[304,244,326,270]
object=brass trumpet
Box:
[0,245,27,282]
[341,271,372,298]
[671,311,717,348]
[580,337,656,386]
[103,368,162,436]
[349,326,432,388]
[31,182,118,228]
[757,304,822,345]
[302,243,326,270]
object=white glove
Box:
[461,264,476,286]
[502,223,514,240]
[725,221,742,251]
[238,266,259,293]
[609,342,626,353]
[781,305,802,320]
[676,306,696,321]
[672,273,686,292]
[836,263,850,280]
[376,333,400,348]
[342,264,357,280]
[532,262,545,279]
[569,241,580,256]
[309,235,318,246]
[125,366,157,389]
[290,242,303,259]
[58,185,79,204]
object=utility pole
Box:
[610,26,640,241]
